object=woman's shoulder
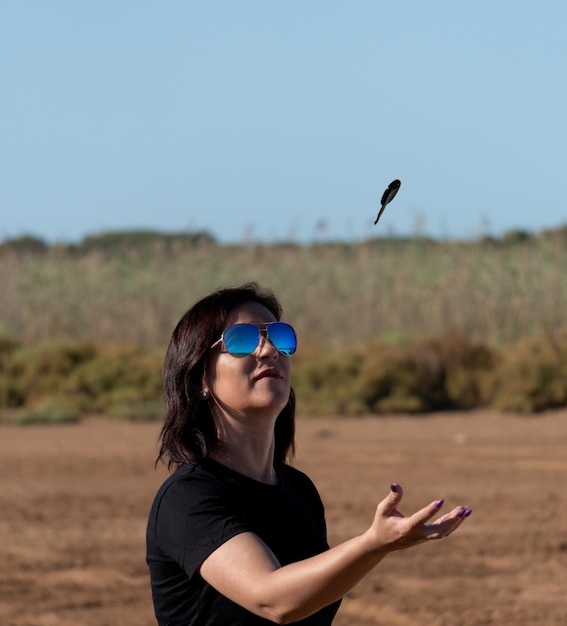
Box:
[279,463,320,495]
[279,463,312,481]
[153,461,320,503]
[152,462,226,503]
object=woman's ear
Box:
[201,365,211,397]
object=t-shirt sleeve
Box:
[287,466,329,537]
[153,472,250,579]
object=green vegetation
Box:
[1,228,567,420]
[15,403,81,426]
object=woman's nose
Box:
[255,333,279,358]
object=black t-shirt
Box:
[146,458,341,625]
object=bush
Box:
[354,335,496,414]
[2,340,96,407]
[491,334,567,412]
[293,346,366,415]
[16,402,80,425]
[0,341,163,415]
[66,345,162,412]
[1,333,567,419]
[0,235,48,255]
[0,335,21,406]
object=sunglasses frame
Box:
[210,322,297,357]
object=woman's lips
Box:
[255,368,283,380]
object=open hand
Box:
[368,484,472,553]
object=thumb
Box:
[377,483,404,516]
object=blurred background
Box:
[1,7,566,625]
[2,1,567,421]
[2,0,566,244]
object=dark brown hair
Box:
[157,282,296,468]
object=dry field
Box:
[1,411,566,626]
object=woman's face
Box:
[205,301,292,419]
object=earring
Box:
[200,389,210,399]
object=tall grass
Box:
[1,232,566,349]
[2,231,567,416]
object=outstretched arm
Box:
[199,484,472,624]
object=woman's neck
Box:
[209,412,278,484]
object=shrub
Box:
[491,334,567,413]
[3,340,96,407]
[0,235,48,255]
[1,333,567,419]
[355,335,496,414]
[0,335,21,406]
[16,402,80,425]
[293,345,366,415]
[0,341,163,415]
[67,345,163,412]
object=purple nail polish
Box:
[458,507,469,518]
[435,499,444,509]
[464,508,473,518]
[390,484,398,493]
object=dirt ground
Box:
[1,410,566,626]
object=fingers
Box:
[424,506,474,541]
[378,484,473,534]
[435,506,473,525]
[376,483,404,516]
[389,482,403,498]
[372,485,472,551]
[404,493,473,541]
[442,507,473,537]
[410,497,448,526]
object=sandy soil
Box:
[1,411,566,626]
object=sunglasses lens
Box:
[267,322,297,356]
[222,324,260,357]
[220,322,297,357]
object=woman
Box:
[146,282,472,625]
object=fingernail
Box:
[458,507,469,518]
[435,499,444,509]
[464,508,473,518]
[390,484,398,493]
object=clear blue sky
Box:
[1,1,566,244]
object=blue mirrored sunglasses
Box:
[211,322,297,357]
